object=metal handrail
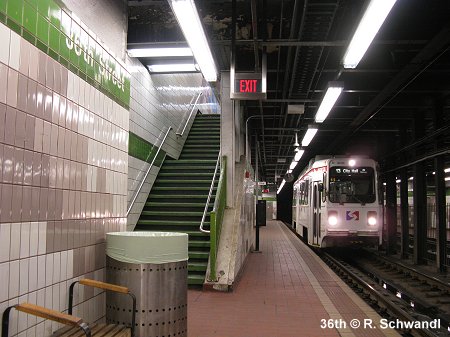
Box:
[200,152,221,233]
[126,127,172,217]
[177,92,202,137]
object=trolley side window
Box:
[328,167,376,204]
[299,179,310,205]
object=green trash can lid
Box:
[106,232,189,264]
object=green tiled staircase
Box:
[135,114,220,285]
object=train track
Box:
[317,249,449,337]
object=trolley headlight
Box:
[367,211,377,226]
[328,211,338,226]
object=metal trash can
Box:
[105,232,188,337]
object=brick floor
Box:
[188,221,400,337]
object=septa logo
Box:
[346,211,360,220]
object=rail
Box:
[177,92,202,137]
[320,251,438,337]
[126,127,172,217]
[200,152,221,233]
[209,156,227,281]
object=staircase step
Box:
[189,240,211,248]
[188,135,220,139]
[183,144,219,148]
[188,262,208,272]
[161,165,216,171]
[146,202,206,208]
[181,148,219,153]
[189,251,210,259]
[136,220,209,227]
[152,186,216,191]
[148,194,212,200]
[158,172,216,177]
[141,211,205,217]
[180,154,218,159]
[147,195,214,203]
[155,179,216,184]
[133,228,210,238]
[184,140,220,144]
[188,274,205,285]
[165,159,217,164]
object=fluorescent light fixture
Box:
[396,179,401,183]
[127,47,193,58]
[290,161,298,170]
[301,126,318,146]
[343,0,398,68]
[293,132,299,147]
[315,83,343,123]
[445,168,450,173]
[445,177,450,181]
[294,149,305,162]
[147,63,197,73]
[169,0,217,81]
[277,179,286,194]
[287,169,293,174]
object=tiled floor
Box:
[188,220,400,337]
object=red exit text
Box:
[239,79,259,93]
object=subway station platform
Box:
[188,221,400,337]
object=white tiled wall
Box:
[126,58,215,228]
[0,17,128,337]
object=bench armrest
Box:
[79,279,129,294]
[68,279,136,337]
[2,303,91,337]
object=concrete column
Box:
[413,161,427,265]
[399,168,410,259]
[432,97,446,272]
[434,155,447,273]
[385,172,397,254]
[220,72,235,208]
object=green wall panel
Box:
[0,0,130,109]
[129,132,166,167]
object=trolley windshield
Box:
[328,167,376,204]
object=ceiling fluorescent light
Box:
[169,0,217,81]
[301,126,318,146]
[315,82,343,123]
[343,0,398,69]
[277,179,286,194]
[290,161,298,170]
[128,47,193,58]
[147,63,197,73]
[293,132,299,147]
[294,149,305,162]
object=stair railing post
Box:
[200,152,221,234]
[126,127,173,217]
[177,92,203,137]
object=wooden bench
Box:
[2,279,136,337]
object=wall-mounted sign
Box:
[258,181,267,186]
[235,79,262,93]
[230,52,267,100]
[230,73,267,100]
